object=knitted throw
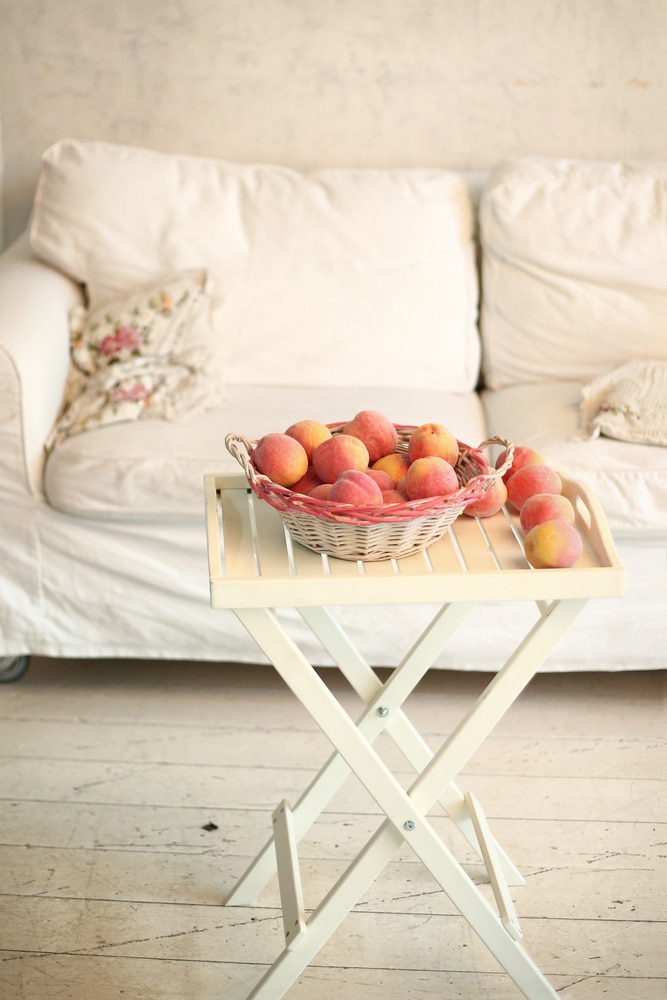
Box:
[579,359,667,447]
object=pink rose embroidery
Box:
[99,334,120,357]
[99,326,143,358]
[109,383,150,404]
[116,326,142,350]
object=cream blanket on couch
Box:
[580,359,667,447]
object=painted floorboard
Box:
[0,660,664,999]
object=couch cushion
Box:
[30,139,481,392]
[480,157,667,390]
[482,381,667,534]
[43,385,488,517]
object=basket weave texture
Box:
[226,425,513,561]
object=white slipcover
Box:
[0,147,664,674]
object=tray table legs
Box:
[228,596,587,1000]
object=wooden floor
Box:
[0,657,664,999]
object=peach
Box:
[520,493,575,533]
[371,452,411,485]
[253,432,308,487]
[496,445,544,485]
[382,489,407,505]
[364,468,394,492]
[523,519,583,569]
[404,456,459,500]
[312,434,369,483]
[464,476,508,518]
[506,464,562,511]
[290,466,323,496]
[309,483,332,500]
[328,469,382,505]
[408,422,459,465]
[343,410,398,464]
[285,418,332,461]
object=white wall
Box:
[2,0,666,248]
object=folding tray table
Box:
[204,472,624,1000]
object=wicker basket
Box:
[225,425,514,561]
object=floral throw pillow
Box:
[69,269,213,375]
[47,270,221,450]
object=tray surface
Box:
[205,473,625,609]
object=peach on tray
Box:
[308,483,332,500]
[381,488,407,505]
[506,464,562,511]
[364,468,395,492]
[343,409,398,464]
[464,476,507,518]
[408,422,459,465]
[523,519,583,569]
[328,469,383,505]
[520,493,575,533]
[285,418,332,461]
[253,432,309,487]
[312,434,369,483]
[290,466,323,496]
[371,452,411,485]
[404,456,459,500]
[496,444,544,485]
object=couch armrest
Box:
[0,231,83,497]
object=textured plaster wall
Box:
[1,0,666,247]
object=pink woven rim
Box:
[226,424,514,527]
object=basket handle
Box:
[477,436,515,480]
[225,433,259,483]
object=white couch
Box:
[1,139,665,679]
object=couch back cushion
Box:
[30,139,480,392]
[480,157,667,390]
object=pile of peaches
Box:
[495,445,583,569]
[249,409,582,569]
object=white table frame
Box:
[204,472,624,1000]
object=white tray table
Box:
[204,472,624,1000]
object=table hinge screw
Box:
[403,819,416,831]
[376,705,389,717]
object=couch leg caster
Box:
[0,655,30,683]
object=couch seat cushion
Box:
[31,139,481,392]
[482,381,667,535]
[44,385,488,517]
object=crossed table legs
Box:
[225,596,586,1000]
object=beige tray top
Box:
[205,473,625,610]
